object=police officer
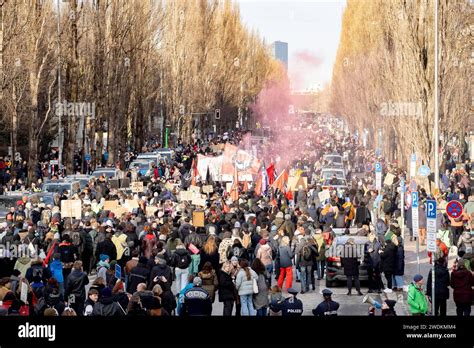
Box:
[312,288,339,316]
[181,277,212,316]
[269,288,303,316]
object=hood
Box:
[99,296,115,305]
[198,271,214,280]
[17,257,31,265]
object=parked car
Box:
[320,168,346,180]
[91,167,119,180]
[325,235,369,287]
[65,175,94,189]
[42,180,80,197]
[0,194,23,221]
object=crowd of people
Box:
[0,118,472,317]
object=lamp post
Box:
[434,0,440,189]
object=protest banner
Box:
[125,199,139,211]
[111,206,128,217]
[179,190,194,201]
[61,200,82,218]
[192,196,207,207]
[192,211,205,227]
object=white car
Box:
[321,168,346,180]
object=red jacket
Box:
[450,268,473,305]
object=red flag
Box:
[271,198,278,207]
[43,241,57,267]
[266,162,275,185]
[230,167,239,202]
[271,169,288,192]
[254,171,263,196]
[191,158,198,186]
[285,190,293,200]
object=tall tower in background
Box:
[271,41,288,70]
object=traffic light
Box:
[215,109,220,119]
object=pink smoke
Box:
[290,50,323,90]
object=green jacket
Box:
[407,283,428,314]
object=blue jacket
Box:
[181,286,212,316]
[49,260,64,283]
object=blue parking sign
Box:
[375,162,382,173]
[411,191,418,208]
[426,200,436,219]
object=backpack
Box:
[175,252,189,269]
[32,267,43,280]
[383,201,392,214]
[242,233,251,249]
[301,245,312,261]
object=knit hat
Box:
[101,287,112,297]
[139,256,148,265]
[193,277,202,287]
[413,274,423,282]
[259,238,267,245]
[231,256,238,262]
[385,299,396,309]
[99,254,110,262]
[276,212,284,219]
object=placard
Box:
[318,190,331,202]
[120,178,130,188]
[383,173,395,186]
[189,185,201,193]
[109,179,119,189]
[202,185,214,194]
[146,206,159,217]
[192,211,205,227]
[192,197,207,207]
[20,281,28,304]
[288,176,308,191]
[61,199,82,218]
[104,200,118,211]
[125,199,139,211]
[179,190,194,201]
[131,181,144,193]
[111,206,128,217]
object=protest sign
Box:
[288,176,308,191]
[109,179,119,189]
[146,206,159,217]
[61,200,82,218]
[189,185,201,193]
[318,190,331,202]
[120,178,130,188]
[384,173,396,186]
[112,206,128,217]
[125,199,139,211]
[104,200,118,211]
[192,211,205,227]
[192,196,207,207]
[131,181,144,193]
[202,185,214,194]
[179,190,194,201]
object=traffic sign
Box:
[446,200,463,219]
[365,163,373,172]
[85,154,91,161]
[426,199,437,252]
[409,179,417,192]
[426,200,436,219]
[418,165,431,177]
[411,191,419,237]
[375,162,382,172]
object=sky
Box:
[235,0,346,91]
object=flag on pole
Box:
[191,158,198,186]
[271,169,288,192]
[255,170,263,196]
[266,162,276,185]
[230,167,239,202]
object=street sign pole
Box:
[412,191,420,274]
[426,199,437,316]
[400,178,405,240]
[375,162,382,191]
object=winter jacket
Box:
[380,241,397,274]
[198,270,218,302]
[253,273,269,310]
[49,260,64,283]
[218,270,236,302]
[95,239,117,261]
[141,234,157,259]
[450,268,473,305]
[278,246,294,268]
[181,286,212,316]
[218,238,234,264]
[14,257,32,277]
[256,243,273,266]
[128,263,150,294]
[393,245,405,276]
[235,268,258,296]
[92,296,125,316]
[148,264,172,289]
[341,245,359,276]
[426,264,450,300]
[407,283,429,315]
[65,269,89,300]
[199,249,220,272]
[171,248,191,269]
